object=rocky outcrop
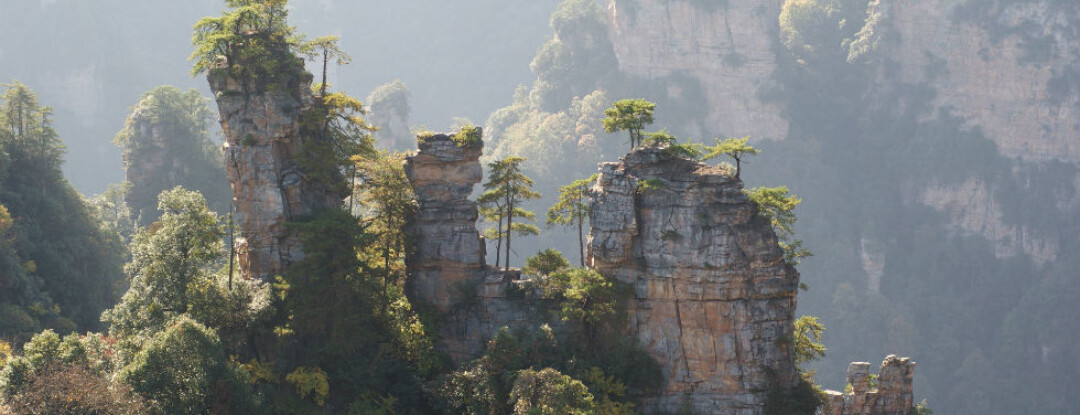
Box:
[366,80,413,151]
[606,0,788,141]
[208,69,340,281]
[403,130,538,362]
[588,147,801,414]
[403,132,486,312]
[822,356,916,415]
[117,86,231,226]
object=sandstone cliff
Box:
[822,356,916,415]
[883,0,1078,163]
[588,147,801,413]
[606,0,788,141]
[403,132,486,312]
[403,130,537,362]
[208,68,340,281]
[604,0,1079,265]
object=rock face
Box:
[883,0,1079,163]
[208,70,339,281]
[606,0,1079,267]
[403,131,538,362]
[588,147,801,413]
[403,132,486,312]
[606,0,789,141]
[822,356,916,415]
[118,87,231,226]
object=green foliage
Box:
[744,186,812,265]
[102,187,225,339]
[298,89,377,198]
[118,316,254,415]
[286,366,330,406]
[0,330,149,413]
[303,35,351,97]
[910,399,934,415]
[603,98,656,149]
[546,174,597,266]
[273,208,434,412]
[542,267,628,347]
[113,85,230,225]
[530,0,618,111]
[451,124,483,148]
[792,316,826,366]
[354,152,418,314]
[479,156,542,270]
[843,1,882,63]
[704,136,760,179]
[191,0,306,89]
[0,81,125,334]
[525,249,571,277]
[644,130,705,160]
[509,367,595,415]
[578,367,636,415]
[3,363,151,415]
[764,375,825,415]
[636,178,668,194]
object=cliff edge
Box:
[588,147,801,413]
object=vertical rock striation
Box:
[403,131,537,362]
[403,132,486,312]
[606,0,788,141]
[208,68,339,281]
[588,147,801,414]
[822,356,916,415]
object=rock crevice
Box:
[208,70,338,281]
[587,147,801,413]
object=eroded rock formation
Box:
[588,147,801,413]
[403,132,486,312]
[822,356,916,415]
[208,69,340,281]
[403,130,537,362]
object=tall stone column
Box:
[208,67,339,281]
[403,132,486,312]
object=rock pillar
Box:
[823,356,916,415]
[208,68,339,281]
[588,147,801,414]
[403,132,485,312]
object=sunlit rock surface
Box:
[588,147,801,414]
[208,68,339,281]
[822,356,916,415]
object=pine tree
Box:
[479,156,541,271]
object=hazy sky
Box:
[0,0,559,194]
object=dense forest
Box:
[0,0,1076,414]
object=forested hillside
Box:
[0,0,1074,414]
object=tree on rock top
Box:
[603,99,655,150]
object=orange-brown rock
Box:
[208,67,340,281]
[588,147,801,413]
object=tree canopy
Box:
[705,136,760,179]
[546,174,597,267]
[602,99,656,150]
[480,155,542,271]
